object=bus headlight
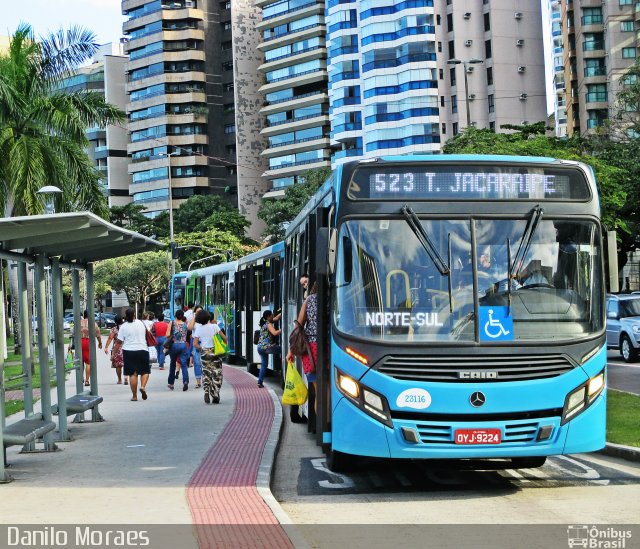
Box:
[561,370,605,425]
[335,368,392,428]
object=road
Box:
[607,350,640,395]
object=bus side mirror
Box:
[316,228,336,275]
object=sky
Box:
[2,0,126,46]
[1,0,555,114]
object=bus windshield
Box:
[333,218,603,343]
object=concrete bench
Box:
[63,394,103,415]
[2,416,56,447]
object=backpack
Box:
[253,329,260,345]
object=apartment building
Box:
[550,0,568,137]
[559,0,638,136]
[257,0,547,174]
[256,0,332,194]
[121,0,267,237]
[58,43,131,207]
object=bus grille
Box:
[377,354,574,382]
[417,420,541,444]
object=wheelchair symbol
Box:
[483,309,511,339]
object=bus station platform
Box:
[0,349,295,549]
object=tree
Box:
[258,167,331,243]
[173,195,251,237]
[0,25,125,217]
[442,127,627,232]
[109,203,153,235]
[171,229,259,270]
[94,251,170,316]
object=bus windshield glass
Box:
[333,219,603,343]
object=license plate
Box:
[454,428,501,445]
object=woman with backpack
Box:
[256,309,281,388]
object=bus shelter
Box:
[0,212,162,482]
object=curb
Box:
[599,442,640,463]
[257,373,311,549]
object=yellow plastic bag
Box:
[213,333,229,356]
[282,360,308,406]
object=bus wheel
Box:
[510,457,547,469]
[326,449,356,473]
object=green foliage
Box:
[109,203,153,234]
[171,228,259,270]
[173,195,251,237]
[607,390,640,447]
[94,251,170,314]
[442,127,628,232]
[0,24,126,218]
[258,167,331,243]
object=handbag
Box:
[145,328,157,347]
[281,360,308,406]
[253,329,260,345]
[288,320,308,356]
[162,321,174,351]
[213,333,229,356]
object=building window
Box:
[621,20,634,32]
[438,41,442,53]
[222,21,231,30]
[451,95,457,114]
[488,94,494,113]
[440,96,445,107]
[222,61,233,71]
[448,40,455,58]
[439,68,444,80]
[622,47,637,58]
[447,13,453,32]
[619,0,633,5]
[453,122,459,135]
[489,121,495,131]
[486,66,493,86]
[436,14,441,25]
[222,41,232,50]
[441,123,446,134]
[224,124,236,134]
[450,67,456,86]
[485,39,492,59]
[483,13,490,31]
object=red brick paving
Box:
[187,366,293,549]
[4,388,41,402]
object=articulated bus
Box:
[283,155,606,470]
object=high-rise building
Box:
[559,0,637,136]
[58,43,131,207]
[256,0,332,194]
[257,0,548,172]
[550,0,568,137]
[122,0,267,237]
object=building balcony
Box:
[261,113,329,136]
[126,50,205,72]
[259,68,327,94]
[127,91,207,111]
[122,0,154,14]
[130,153,208,172]
[127,133,208,154]
[126,70,206,93]
[585,91,608,106]
[261,136,330,158]
[128,112,205,132]
[584,66,607,80]
[260,90,328,115]
[259,47,326,73]
[636,2,640,20]
[125,28,205,50]
[257,3,324,32]
[263,157,330,178]
[332,148,362,161]
[258,24,325,50]
[582,41,604,52]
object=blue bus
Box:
[283,155,606,471]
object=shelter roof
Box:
[0,212,163,264]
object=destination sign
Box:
[347,164,590,201]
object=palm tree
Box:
[0,24,126,350]
[0,24,126,217]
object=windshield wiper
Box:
[402,205,450,276]
[401,205,452,312]
[509,205,544,282]
[506,237,512,316]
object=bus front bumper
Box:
[331,391,606,460]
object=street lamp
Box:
[447,58,483,128]
[37,185,62,215]
[159,151,179,278]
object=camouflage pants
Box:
[201,349,223,399]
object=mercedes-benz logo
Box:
[470,391,486,407]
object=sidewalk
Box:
[1,349,293,548]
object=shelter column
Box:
[17,262,34,419]
[71,270,83,396]
[85,264,102,422]
[0,259,10,482]
[51,259,70,441]
[35,255,56,451]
